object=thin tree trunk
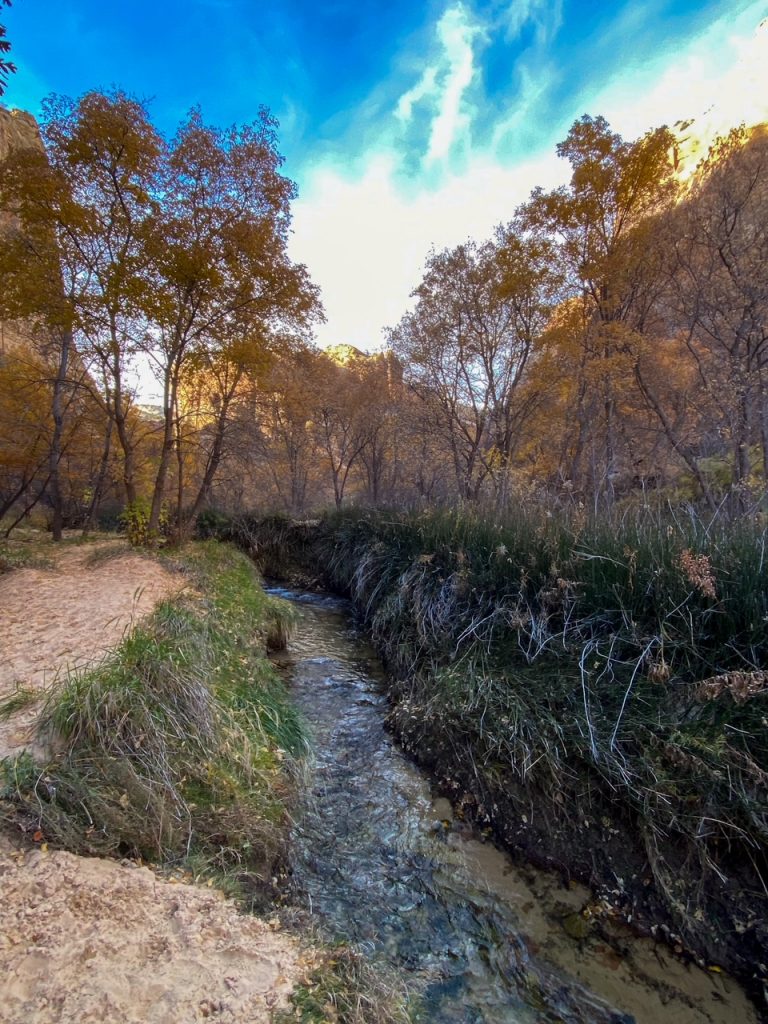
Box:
[82,417,114,536]
[110,359,138,506]
[149,366,177,538]
[4,471,53,538]
[174,392,185,546]
[48,327,73,541]
[184,394,233,533]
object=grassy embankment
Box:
[0,538,413,1024]
[220,507,768,1002]
[1,540,303,898]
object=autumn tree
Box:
[251,345,325,512]
[1,93,322,537]
[143,107,321,536]
[0,107,87,538]
[521,115,678,506]
[177,328,292,531]
[389,231,557,506]
[355,351,406,505]
[0,91,164,535]
[308,351,371,509]
[42,91,164,508]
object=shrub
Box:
[119,498,170,547]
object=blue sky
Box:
[3,0,768,357]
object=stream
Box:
[268,586,757,1024]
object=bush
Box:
[119,498,170,547]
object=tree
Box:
[1,93,322,539]
[143,107,321,535]
[0,107,84,539]
[44,92,164,508]
[0,1,15,98]
[355,352,405,505]
[389,231,557,506]
[252,346,325,513]
[0,91,165,530]
[176,328,279,533]
[310,352,370,509]
[522,115,678,505]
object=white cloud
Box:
[290,2,768,355]
[290,149,565,350]
[425,5,481,163]
[396,67,438,123]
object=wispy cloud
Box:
[291,0,768,352]
[422,5,480,163]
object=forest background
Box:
[1,5,767,541]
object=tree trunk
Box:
[110,358,138,506]
[82,417,114,536]
[48,327,73,541]
[183,392,234,538]
[174,395,185,546]
[148,368,177,538]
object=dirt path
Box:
[0,539,302,1023]
[0,541,183,759]
[0,842,299,1023]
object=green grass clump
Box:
[274,944,415,1024]
[0,541,306,893]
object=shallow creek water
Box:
[268,586,757,1024]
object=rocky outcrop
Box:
[0,107,45,356]
[0,106,42,161]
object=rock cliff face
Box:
[672,18,768,179]
[0,107,45,356]
[0,106,42,161]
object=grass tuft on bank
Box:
[0,541,305,898]
[274,944,416,1024]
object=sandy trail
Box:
[0,539,302,1023]
[0,541,183,759]
[0,842,299,1023]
